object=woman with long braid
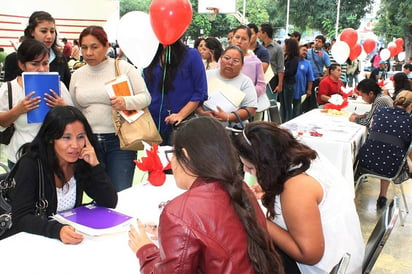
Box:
[128,117,283,273]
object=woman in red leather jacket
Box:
[128,117,284,273]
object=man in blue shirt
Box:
[302,35,331,112]
[294,45,315,117]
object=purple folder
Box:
[58,204,132,229]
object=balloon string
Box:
[158,45,171,132]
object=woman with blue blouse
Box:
[357,90,412,208]
[144,40,208,145]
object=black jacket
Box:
[1,156,117,240]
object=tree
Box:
[264,0,373,40]
[374,0,412,59]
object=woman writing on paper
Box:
[0,106,117,243]
[232,122,364,273]
[196,46,257,126]
[0,39,72,168]
[128,117,284,273]
[70,26,151,191]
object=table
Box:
[281,109,368,184]
[0,175,185,274]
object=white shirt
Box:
[272,153,365,274]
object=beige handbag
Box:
[112,59,162,150]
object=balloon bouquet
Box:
[117,0,193,186]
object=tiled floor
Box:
[355,177,412,273]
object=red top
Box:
[136,178,268,273]
[317,76,343,104]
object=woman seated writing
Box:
[197,46,257,126]
[357,90,412,209]
[233,121,365,273]
[128,117,283,273]
[1,106,117,243]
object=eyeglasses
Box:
[222,55,241,65]
[164,149,175,163]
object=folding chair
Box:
[354,143,411,224]
[329,252,351,274]
[362,197,400,274]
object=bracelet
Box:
[226,113,230,123]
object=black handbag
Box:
[0,159,48,236]
[0,82,15,145]
[0,161,19,236]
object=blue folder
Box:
[22,72,60,123]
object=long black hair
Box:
[18,106,99,186]
[173,117,284,274]
[144,39,187,93]
[233,121,317,219]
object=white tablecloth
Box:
[0,175,185,274]
[281,109,368,184]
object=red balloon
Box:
[340,28,358,49]
[394,38,404,48]
[388,45,397,57]
[149,0,193,45]
[396,44,403,55]
[349,43,362,60]
[362,38,376,54]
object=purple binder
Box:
[58,204,132,229]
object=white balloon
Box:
[380,48,391,61]
[331,41,350,64]
[398,51,406,62]
[117,11,159,68]
[387,42,396,48]
[358,47,367,61]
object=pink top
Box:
[242,55,266,97]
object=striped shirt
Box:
[355,93,394,127]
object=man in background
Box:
[258,23,284,96]
[247,23,269,72]
[62,38,72,59]
[288,31,301,44]
[303,34,331,112]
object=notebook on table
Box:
[53,204,134,236]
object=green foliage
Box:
[118,0,375,40]
[374,0,411,40]
[119,0,150,16]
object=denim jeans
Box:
[279,83,295,122]
[94,133,136,192]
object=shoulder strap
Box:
[114,58,121,77]
[7,82,12,110]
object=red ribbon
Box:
[134,143,171,186]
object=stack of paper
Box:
[204,77,246,113]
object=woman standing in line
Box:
[4,11,71,89]
[70,26,151,191]
[279,38,299,122]
[231,26,266,99]
[144,40,207,145]
[0,39,73,168]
